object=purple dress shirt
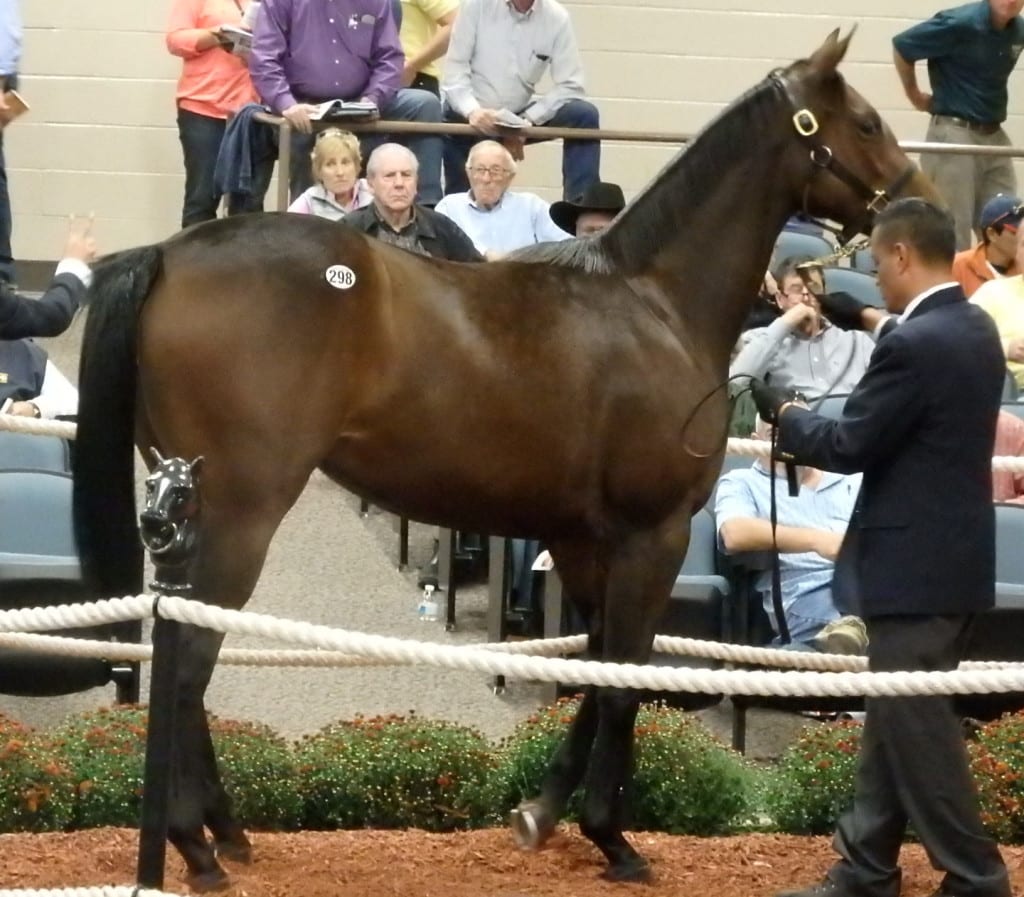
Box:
[250,0,403,112]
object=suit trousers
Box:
[828,614,1009,897]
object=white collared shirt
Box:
[898,281,958,323]
[434,189,571,254]
[441,0,587,124]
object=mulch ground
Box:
[2,827,1024,896]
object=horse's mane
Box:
[510,68,792,275]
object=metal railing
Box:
[253,110,1024,211]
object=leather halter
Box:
[769,70,917,244]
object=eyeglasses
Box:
[782,284,821,296]
[316,128,353,141]
[467,165,511,178]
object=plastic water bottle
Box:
[417,584,439,622]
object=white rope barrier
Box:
[0,415,76,439]
[5,594,1022,698]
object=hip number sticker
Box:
[325,265,357,289]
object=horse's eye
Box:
[857,116,881,138]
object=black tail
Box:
[73,244,163,599]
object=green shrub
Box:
[631,702,753,835]
[492,696,754,835]
[297,713,498,831]
[51,706,147,829]
[765,719,861,834]
[0,713,74,832]
[491,695,582,819]
[970,711,1024,843]
[210,716,303,830]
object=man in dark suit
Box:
[752,198,1011,897]
[0,215,96,339]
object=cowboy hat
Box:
[549,182,626,234]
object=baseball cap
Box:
[980,194,1024,231]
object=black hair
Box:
[872,198,955,266]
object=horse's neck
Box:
[607,94,799,369]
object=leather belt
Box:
[933,114,1001,136]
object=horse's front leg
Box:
[511,542,605,850]
[578,518,690,883]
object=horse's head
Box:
[777,29,942,242]
[139,448,205,564]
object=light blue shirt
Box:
[434,189,571,256]
[714,462,861,640]
[0,1,21,76]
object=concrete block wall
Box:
[10,1,1023,266]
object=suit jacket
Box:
[0,273,85,339]
[778,285,1004,618]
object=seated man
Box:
[994,409,1024,504]
[730,256,876,400]
[715,415,867,654]
[548,181,625,237]
[0,338,77,419]
[434,140,571,258]
[952,193,1022,298]
[249,0,444,205]
[972,220,1024,391]
[0,215,96,339]
[343,143,482,261]
[440,0,599,201]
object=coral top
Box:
[167,0,258,119]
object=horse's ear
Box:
[149,446,165,465]
[190,455,205,481]
[807,27,855,77]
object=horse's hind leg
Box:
[512,543,605,850]
[165,495,304,890]
[578,524,689,883]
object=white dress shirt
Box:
[434,189,571,254]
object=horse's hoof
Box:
[601,857,653,884]
[185,866,232,892]
[510,800,555,850]
[215,838,253,864]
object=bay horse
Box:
[73,31,935,889]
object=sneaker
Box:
[813,616,868,655]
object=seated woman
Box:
[287,129,373,221]
[1,338,77,419]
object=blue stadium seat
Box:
[850,247,876,274]
[1003,372,1019,403]
[809,393,850,420]
[773,231,833,267]
[823,267,884,308]
[1001,401,1024,422]
[0,470,80,581]
[0,431,71,473]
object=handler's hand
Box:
[749,378,792,426]
[817,290,873,331]
[63,214,97,264]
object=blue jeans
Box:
[442,98,601,201]
[765,581,840,646]
[289,88,443,205]
[177,107,270,228]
